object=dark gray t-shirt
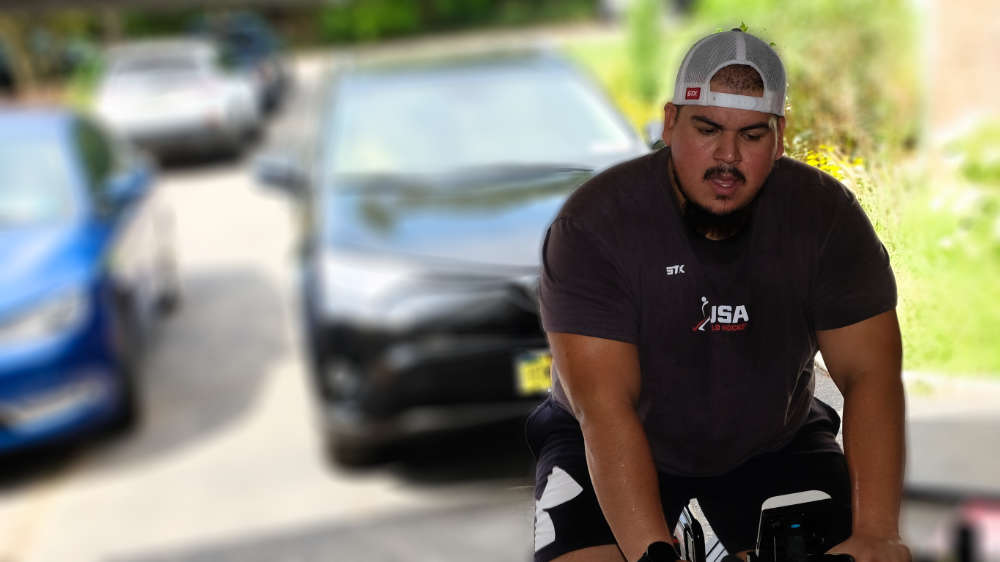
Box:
[539,148,897,477]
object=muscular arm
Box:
[548,332,674,562]
[817,310,909,559]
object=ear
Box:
[774,115,786,159]
[661,103,680,147]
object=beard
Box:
[671,163,754,238]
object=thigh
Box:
[527,399,698,561]
[529,399,620,562]
[696,452,851,555]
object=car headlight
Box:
[0,288,90,346]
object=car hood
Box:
[322,167,593,269]
[0,223,98,313]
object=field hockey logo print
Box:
[692,296,750,332]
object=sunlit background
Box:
[0,0,997,561]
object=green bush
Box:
[628,0,664,107]
[320,0,423,42]
[317,0,597,43]
[121,9,204,37]
[948,121,1000,186]
[691,0,921,158]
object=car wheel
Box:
[107,295,143,433]
[324,430,385,468]
[157,289,181,316]
[156,255,182,315]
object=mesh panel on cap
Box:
[684,37,738,84]
[672,30,786,114]
[744,35,785,92]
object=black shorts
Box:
[525,397,851,561]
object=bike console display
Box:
[749,490,852,562]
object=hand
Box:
[828,534,911,562]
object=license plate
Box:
[515,349,552,396]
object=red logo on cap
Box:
[685,87,701,100]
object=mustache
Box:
[703,166,746,182]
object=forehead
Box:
[678,104,774,129]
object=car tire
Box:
[107,295,143,434]
[108,371,141,434]
[156,256,182,316]
[325,431,385,468]
[157,289,181,316]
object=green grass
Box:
[562,2,1000,376]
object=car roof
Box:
[106,38,217,60]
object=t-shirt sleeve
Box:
[539,217,638,343]
[812,194,897,330]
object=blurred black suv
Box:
[257,48,647,465]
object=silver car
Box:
[95,39,260,158]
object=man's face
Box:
[661,102,785,216]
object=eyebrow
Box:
[691,115,771,132]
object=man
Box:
[526,29,910,562]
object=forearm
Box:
[841,373,906,538]
[579,406,673,561]
[547,332,669,560]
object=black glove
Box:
[637,541,681,561]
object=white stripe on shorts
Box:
[534,466,584,552]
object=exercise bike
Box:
[674,490,855,562]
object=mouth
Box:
[707,173,743,196]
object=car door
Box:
[74,118,160,333]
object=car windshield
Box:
[107,51,208,78]
[323,62,640,177]
[0,142,78,227]
[223,30,274,55]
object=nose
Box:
[713,131,741,164]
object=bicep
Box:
[816,309,902,393]
[548,332,641,422]
[813,193,896,331]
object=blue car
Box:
[0,109,180,452]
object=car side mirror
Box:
[644,119,665,150]
[254,152,306,195]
